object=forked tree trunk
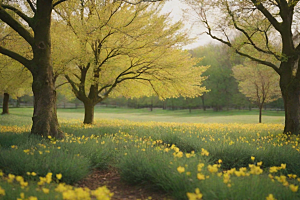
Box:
[30,0,63,138]
[1,93,9,115]
[83,101,96,124]
[281,77,300,135]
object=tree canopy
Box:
[50,1,208,123]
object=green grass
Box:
[4,107,285,125]
[0,108,299,200]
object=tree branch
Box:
[55,81,68,89]
[235,49,280,75]
[65,75,80,95]
[26,0,36,13]
[0,46,32,71]
[251,0,282,32]
[1,4,33,27]
[226,2,281,61]
[205,29,281,75]
[0,8,34,47]
[53,0,68,8]
[120,0,162,5]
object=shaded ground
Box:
[75,168,172,200]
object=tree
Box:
[191,43,243,111]
[186,0,300,135]
[0,0,162,138]
[233,62,281,123]
[55,1,208,124]
[0,50,32,115]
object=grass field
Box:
[6,107,285,124]
[0,107,299,200]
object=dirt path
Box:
[75,168,172,200]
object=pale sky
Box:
[160,0,214,49]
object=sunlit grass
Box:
[0,109,299,200]
[4,107,285,124]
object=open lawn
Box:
[6,107,285,124]
[0,108,299,200]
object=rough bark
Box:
[280,76,300,135]
[83,101,96,124]
[30,0,63,138]
[1,93,9,115]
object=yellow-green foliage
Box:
[53,1,208,101]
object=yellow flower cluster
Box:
[17,193,38,200]
[0,170,113,200]
[187,188,202,200]
[55,183,113,200]
[0,125,30,133]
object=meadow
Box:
[0,108,299,200]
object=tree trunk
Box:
[281,77,300,135]
[163,100,166,110]
[83,101,95,124]
[258,104,262,123]
[31,75,63,138]
[30,0,63,138]
[201,96,206,111]
[16,97,21,108]
[150,97,153,111]
[1,93,9,115]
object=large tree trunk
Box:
[1,93,9,115]
[30,0,63,138]
[83,101,95,124]
[281,77,300,135]
[31,76,62,138]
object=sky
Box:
[160,0,215,49]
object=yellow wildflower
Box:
[266,194,277,200]
[207,164,218,173]
[177,166,185,174]
[0,186,5,196]
[187,188,203,200]
[197,173,205,180]
[56,173,62,180]
[289,184,298,192]
[46,172,52,184]
[42,188,50,194]
[197,163,204,171]
[201,148,209,156]
[7,174,15,183]
[269,167,279,173]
